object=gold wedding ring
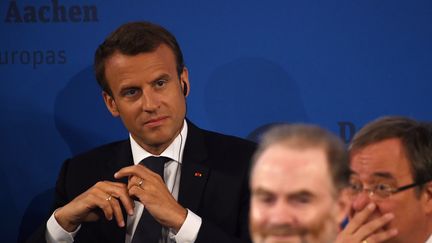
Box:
[106,195,112,201]
[138,178,143,187]
[362,240,368,243]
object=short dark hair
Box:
[94,21,185,95]
[349,116,432,189]
[251,124,350,193]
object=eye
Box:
[292,195,312,204]
[121,88,140,97]
[288,192,314,206]
[154,79,167,88]
[374,183,393,193]
[348,182,363,193]
[254,192,276,205]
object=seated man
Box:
[338,116,432,243]
[28,21,256,243]
[249,124,350,243]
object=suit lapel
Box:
[106,140,134,184]
[178,122,210,212]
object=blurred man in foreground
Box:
[249,124,350,243]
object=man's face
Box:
[349,138,429,243]
[103,44,189,154]
[250,144,346,243]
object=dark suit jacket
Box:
[28,121,256,243]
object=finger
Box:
[355,213,395,240]
[344,203,377,234]
[114,165,143,179]
[367,228,398,243]
[128,179,166,205]
[108,197,125,227]
[129,183,146,202]
[127,175,143,190]
[115,165,157,180]
[92,191,114,221]
[100,181,135,216]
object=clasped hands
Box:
[54,164,187,233]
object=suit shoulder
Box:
[201,129,257,156]
[67,139,130,165]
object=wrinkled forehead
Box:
[349,139,413,182]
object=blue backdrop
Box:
[1,0,432,242]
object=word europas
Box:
[0,50,66,69]
[4,0,98,23]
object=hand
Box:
[335,203,398,243]
[114,165,187,231]
[55,181,134,232]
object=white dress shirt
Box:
[46,120,202,243]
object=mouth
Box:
[143,116,169,128]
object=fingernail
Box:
[367,203,375,210]
[114,172,119,178]
[128,210,134,215]
[390,229,398,235]
[384,213,394,220]
[119,221,125,227]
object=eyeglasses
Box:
[347,179,432,199]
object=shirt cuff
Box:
[46,210,81,243]
[169,209,202,243]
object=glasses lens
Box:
[347,183,362,196]
[373,184,393,198]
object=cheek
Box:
[303,201,337,227]
[167,93,186,108]
[250,202,267,225]
[305,205,339,240]
[375,198,400,216]
[249,207,266,236]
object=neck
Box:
[132,132,182,156]
[141,144,169,155]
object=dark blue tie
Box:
[131,156,170,243]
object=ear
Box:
[421,182,432,214]
[180,67,190,97]
[102,91,120,117]
[336,189,351,225]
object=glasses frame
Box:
[348,179,432,199]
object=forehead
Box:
[350,138,413,181]
[251,144,335,194]
[104,44,177,83]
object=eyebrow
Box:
[251,187,272,195]
[252,187,315,199]
[372,172,396,180]
[349,170,396,180]
[150,73,171,83]
[287,190,314,199]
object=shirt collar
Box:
[129,119,188,165]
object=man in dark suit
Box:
[28,21,255,243]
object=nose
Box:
[141,89,159,112]
[268,201,297,226]
[351,190,371,212]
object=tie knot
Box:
[139,156,171,178]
